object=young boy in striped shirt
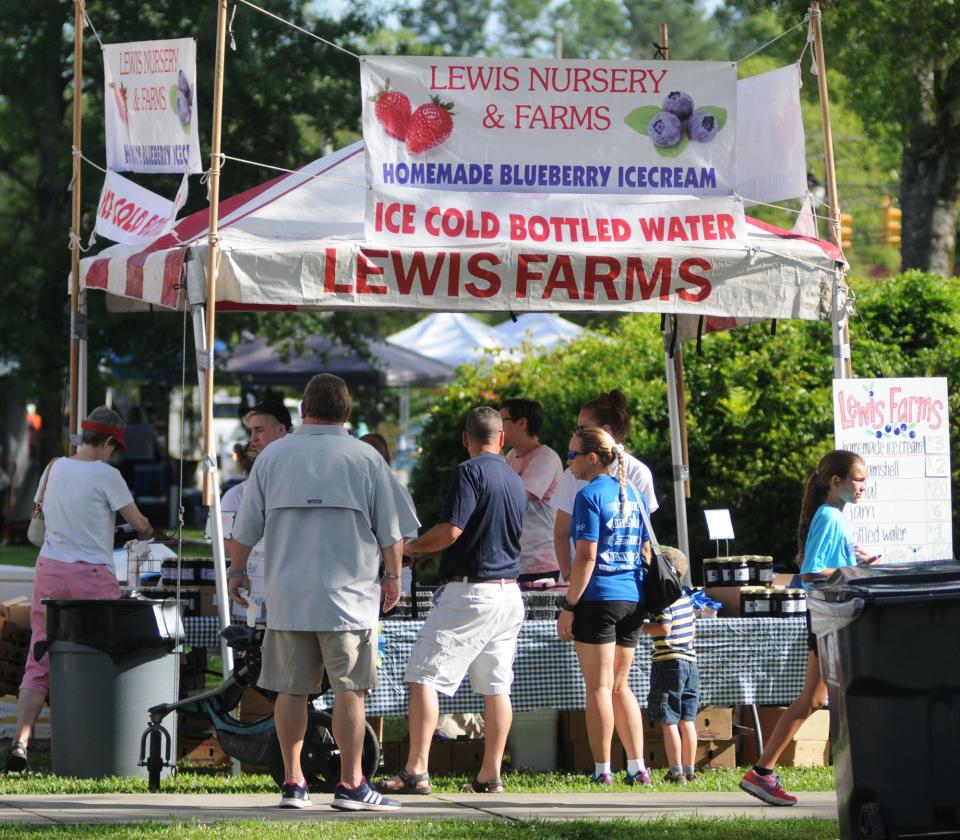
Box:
[641,547,699,783]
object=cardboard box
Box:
[239,687,275,720]
[0,694,50,741]
[0,640,27,667]
[0,617,31,645]
[179,734,230,766]
[740,738,829,768]
[738,706,830,742]
[380,740,406,773]
[641,706,733,742]
[558,738,626,772]
[561,710,588,742]
[0,598,31,629]
[704,586,741,617]
[644,739,736,770]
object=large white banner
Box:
[365,192,748,248]
[833,377,953,563]
[103,38,202,174]
[361,56,737,198]
[736,64,807,205]
[95,170,188,246]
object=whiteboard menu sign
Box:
[833,377,952,563]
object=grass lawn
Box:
[0,529,212,569]
[0,818,840,840]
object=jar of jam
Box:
[703,557,723,587]
[769,586,789,617]
[718,557,735,585]
[753,556,775,586]
[729,556,751,586]
[786,588,807,616]
[740,586,772,616]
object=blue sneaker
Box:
[278,780,311,808]
[332,778,401,811]
[590,772,614,786]
[625,768,652,785]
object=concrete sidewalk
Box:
[0,791,837,825]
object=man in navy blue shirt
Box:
[378,407,526,795]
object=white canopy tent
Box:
[496,313,584,351]
[385,313,504,367]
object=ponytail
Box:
[614,442,628,517]
[575,428,628,515]
[796,449,865,561]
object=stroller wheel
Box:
[268,709,381,792]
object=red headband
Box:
[81,419,127,451]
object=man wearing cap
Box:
[6,406,154,772]
[214,400,291,623]
[229,374,406,811]
[379,406,526,796]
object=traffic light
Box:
[882,196,902,245]
[839,212,853,250]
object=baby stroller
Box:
[138,624,381,792]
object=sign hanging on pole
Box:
[95,170,189,246]
[103,38,202,174]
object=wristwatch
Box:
[227,568,248,579]
[557,596,577,612]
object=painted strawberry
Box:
[370,80,411,141]
[109,80,129,126]
[405,97,455,155]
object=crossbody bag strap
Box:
[36,457,61,507]
[635,492,663,557]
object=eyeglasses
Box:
[567,450,588,460]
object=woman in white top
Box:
[6,407,153,773]
[552,389,658,579]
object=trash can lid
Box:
[807,560,960,605]
[42,596,184,656]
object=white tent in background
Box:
[496,313,583,351]
[386,312,504,367]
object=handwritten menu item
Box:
[833,377,952,563]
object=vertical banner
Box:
[736,64,807,205]
[103,38,202,174]
[833,377,952,562]
[361,56,737,198]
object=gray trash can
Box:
[43,597,183,779]
[807,561,960,840]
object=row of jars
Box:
[703,555,775,587]
[740,586,806,617]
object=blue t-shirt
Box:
[570,475,649,602]
[799,503,856,590]
[437,452,526,580]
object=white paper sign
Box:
[833,377,952,563]
[95,170,188,245]
[362,56,738,197]
[736,64,807,204]
[103,38,202,174]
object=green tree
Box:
[0,0,374,460]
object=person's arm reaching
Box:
[117,502,153,540]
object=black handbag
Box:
[637,498,682,614]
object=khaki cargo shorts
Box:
[258,627,377,694]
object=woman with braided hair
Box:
[556,427,652,786]
[741,449,879,806]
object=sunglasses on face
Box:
[567,450,588,460]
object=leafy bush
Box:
[410,272,960,579]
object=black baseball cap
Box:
[243,399,293,431]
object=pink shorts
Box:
[20,556,120,695]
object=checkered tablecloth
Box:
[183,615,807,714]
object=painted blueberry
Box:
[663,90,695,121]
[176,70,192,127]
[893,427,901,435]
[648,110,683,147]
[884,425,892,432]
[687,110,718,142]
[875,431,882,439]
[900,423,907,430]
[909,431,916,438]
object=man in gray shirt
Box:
[229,374,404,811]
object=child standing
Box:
[740,449,879,806]
[642,546,699,784]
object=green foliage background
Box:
[410,272,960,579]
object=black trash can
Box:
[807,561,960,840]
[43,597,184,779]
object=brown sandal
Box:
[376,769,432,795]
[462,776,503,793]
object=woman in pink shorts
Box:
[5,407,154,772]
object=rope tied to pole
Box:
[235,0,361,60]
[737,12,809,64]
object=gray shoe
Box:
[664,769,687,784]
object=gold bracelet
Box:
[382,571,401,580]
[227,569,248,578]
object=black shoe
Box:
[4,741,27,773]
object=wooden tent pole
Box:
[809,1,852,379]
[202,0,229,504]
[68,0,84,453]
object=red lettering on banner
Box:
[447,251,461,296]
[637,217,664,240]
[717,215,735,239]
[667,217,688,241]
[543,256,579,300]
[677,258,712,302]
[324,248,352,293]
[584,256,620,301]
[374,201,415,235]
[516,253,548,298]
[357,249,388,294]
[465,253,501,298]
[393,251,444,296]
[650,258,672,299]
[623,257,663,300]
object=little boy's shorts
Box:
[647,658,700,725]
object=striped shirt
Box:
[650,593,697,662]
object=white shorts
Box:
[404,580,524,696]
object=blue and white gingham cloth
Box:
[183,615,807,714]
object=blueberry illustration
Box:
[909,431,916,438]
[663,90,695,121]
[884,424,891,432]
[176,70,192,127]
[875,431,882,439]
[687,110,718,142]
[648,110,683,147]
[893,427,901,435]
[900,423,907,430]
